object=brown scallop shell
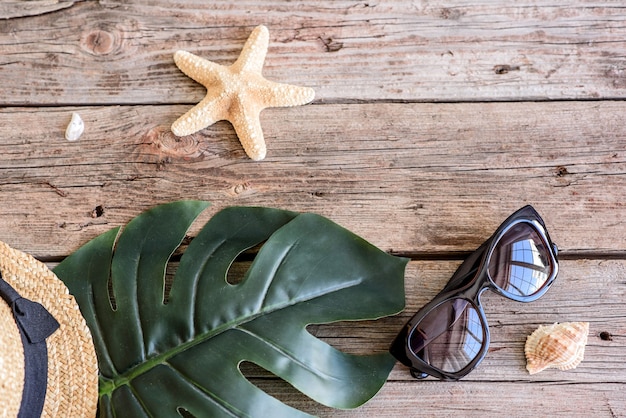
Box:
[524,322,589,375]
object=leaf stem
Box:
[98,316,248,396]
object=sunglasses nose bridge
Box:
[462,270,492,302]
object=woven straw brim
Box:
[0,241,98,417]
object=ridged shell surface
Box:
[525,322,589,375]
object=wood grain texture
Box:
[0,0,77,19]
[0,101,624,257]
[293,382,626,417]
[2,1,626,416]
[305,259,626,381]
[44,258,626,415]
[0,1,625,104]
[249,259,626,416]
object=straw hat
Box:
[0,241,98,417]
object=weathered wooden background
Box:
[1,1,625,416]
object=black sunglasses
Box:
[390,205,559,381]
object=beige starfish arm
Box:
[229,99,267,160]
[258,80,315,108]
[231,25,269,74]
[174,50,226,86]
[171,93,227,136]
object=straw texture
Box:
[0,241,98,417]
[0,299,23,417]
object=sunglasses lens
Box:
[408,298,485,373]
[488,222,554,297]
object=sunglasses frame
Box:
[390,205,559,381]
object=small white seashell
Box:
[525,322,589,375]
[65,112,84,141]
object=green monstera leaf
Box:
[54,201,407,417]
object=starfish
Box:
[171,25,315,160]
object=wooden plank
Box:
[241,260,626,383]
[0,0,77,19]
[43,259,626,415]
[290,381,626,417]
[0,101,624,257]
[0,1,625,104]
[215,260,626,416]
[3,1,623,417]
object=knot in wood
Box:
[493,64,520,75]
[232,182,251,195]
[82,29,117,55]
[144,127,203,159]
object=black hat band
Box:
[0,272,60,418]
